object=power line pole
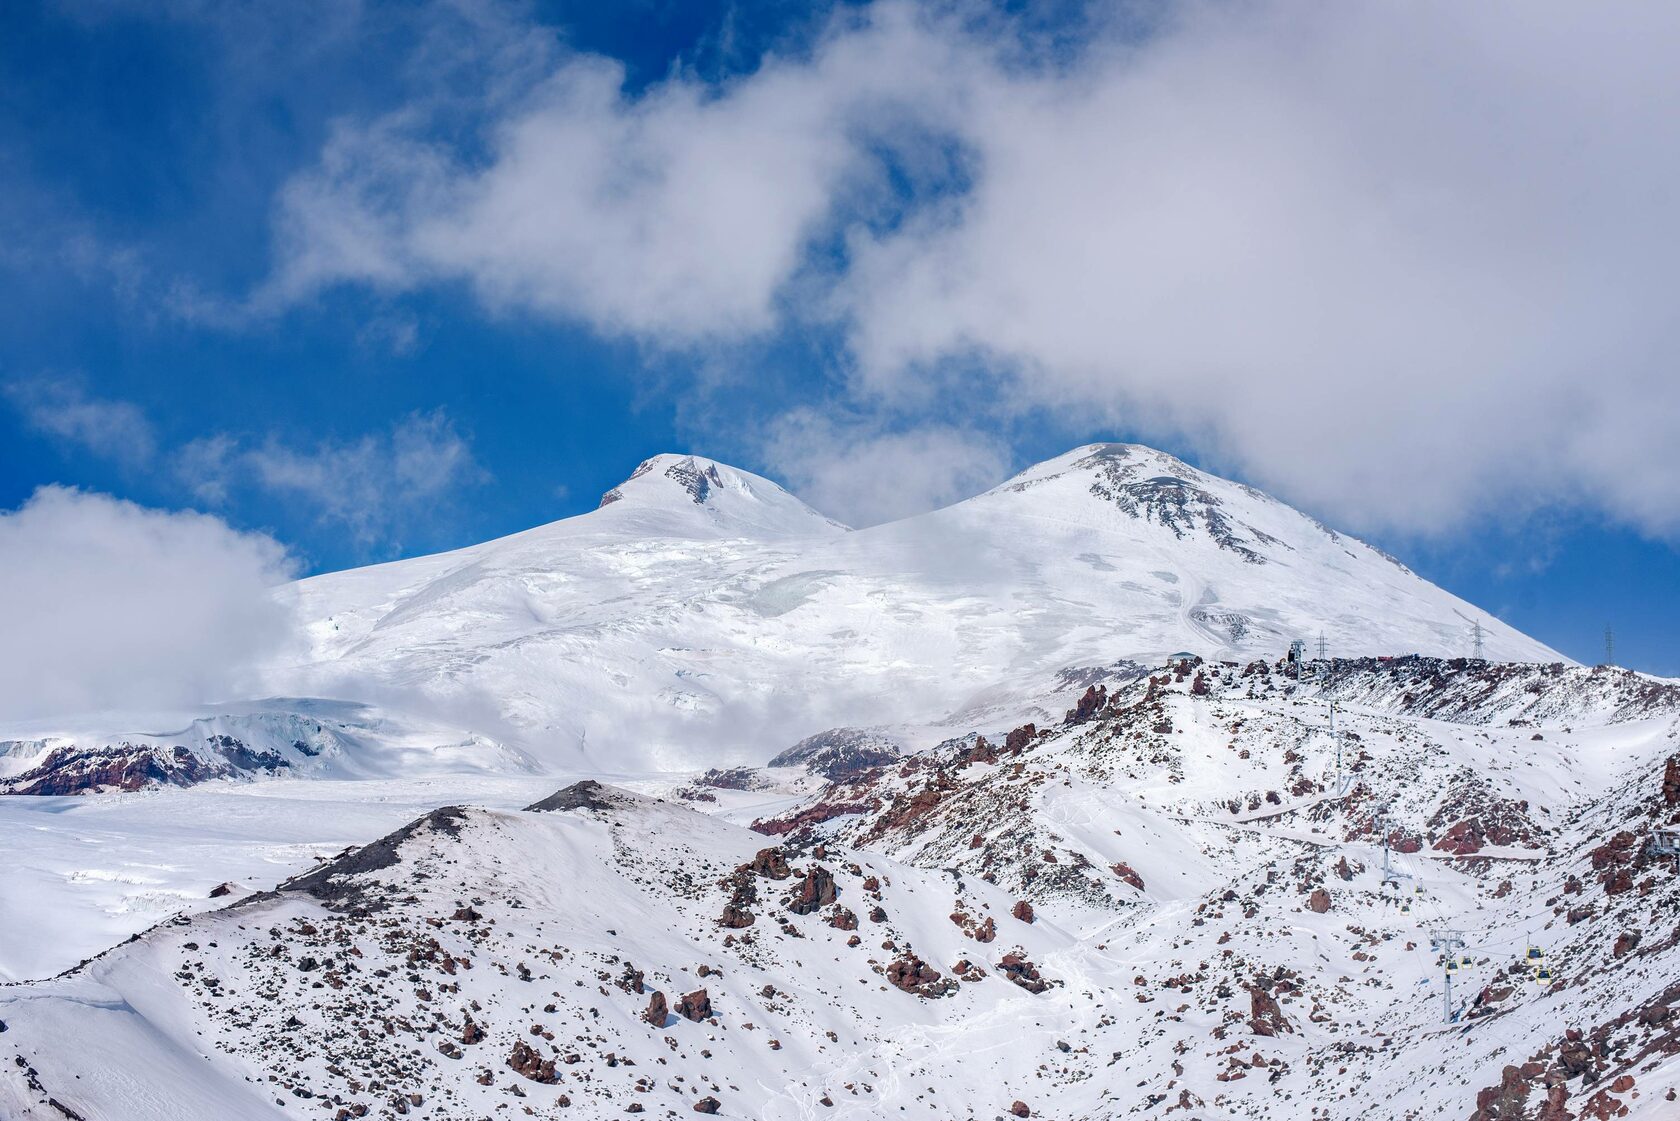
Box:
[1471,620,1484,660]
[1430,930,1468,1023]
[1604,625,1615,667]
[1317,631,1328,663]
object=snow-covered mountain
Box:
[267,444,1559,775]
[4,443,1679,1121]
[5,660,1677,1120]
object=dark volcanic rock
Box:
[282,806,469,912]
[524,780,615,813]
[768,727,901,779]
[643,991,669,1027]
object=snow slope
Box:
[272,445,1561,774]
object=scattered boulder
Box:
[507,1040,557,1083]
[1011,900,1034,924]
[997,953,1049,994]
[643,991,668,1027]
[718,904,755,929]
[1307,888,1331,914]
[677,989,712,1022]
[693,1097,721,1115]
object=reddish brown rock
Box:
[826,906,858,930]
[997,953,1049,994]
[1011,900,1034,924]
[693,1097,721,1114]
[886,956,940,991]
[749,847,792,879]
[642,991,668,1027]
[1614,931,1641,958]
[677,989,712,1022]
[1111,862,1145,891]
[974,916,996,943]
[1247,980,1292,1037]
[1664,755,1680,806]
[507,1040,557,1083]
[1433,819,1485,856]
[1307,888,1331,914]
[1066,686,1106,724]
[1004,724,1036,754]
[788,865,838,915]
[1010,1102,1030,1118]
[718,904,755,929]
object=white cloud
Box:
[0,488,297,723]
[261,0,1680,537]
[5,379,157,466]
[185,410,487,551]
[762,410,1011,528]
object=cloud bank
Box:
[0,488,297,723]
[262,0,1680,536]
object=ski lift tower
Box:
[1430,929,1469,1023]
[1374,804,1411,889]
[1289,639,1307,681]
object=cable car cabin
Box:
[1535,967,1554,984]
[1460,955,1472,967]
[1526,946,1544,962]
[1444,959,1459,974]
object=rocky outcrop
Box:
[886,955,956,998]
[788,866,838,915]
[524,780,615,813]
[768,728,901,779]
[643,991,669,1027]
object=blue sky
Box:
[1,0,1677,676]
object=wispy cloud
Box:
[761,409,1011,528]
[5,378,486,555]
[184,410,489,553]
[4,378,158,466]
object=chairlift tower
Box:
[1430,929,1469,1023]
[1649,828,1680,860]
[1375,804,1411,888]
[1604,626,1615,667]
